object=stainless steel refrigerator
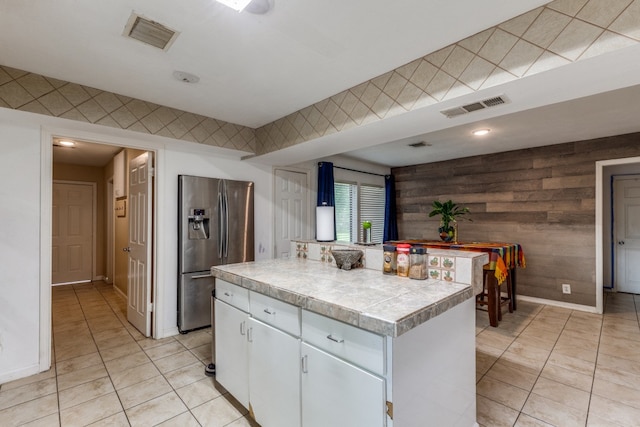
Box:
[178,175,254,333]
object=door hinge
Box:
[386,401,393,419]
[148,302,154,312]
[149,167,155,177]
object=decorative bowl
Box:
[330,249,364,270]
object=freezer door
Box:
[223,179,255,264]
[179,175,221,273]
[178,271,215,332]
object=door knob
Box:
[618,241,625,245]
[123,247,132,252]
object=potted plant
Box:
[428,200,471,242]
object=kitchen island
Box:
[211,254,486,427]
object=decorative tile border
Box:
[0,65,256,152]
[255,0,640,155]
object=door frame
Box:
[51,180,97,285]
[39,127,162,372]
[273,167,312,257]
[106,177,114,284]
[596,156,640,315]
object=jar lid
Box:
[396,243,412,249]
[410,247,426,254]
[383,245,397,252]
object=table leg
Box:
[486,273,499,327]
[510,267,517,311]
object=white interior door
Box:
[274,169,308,258]
[52,182,93,284]
[127,152,153,336]
[614,176,640,294]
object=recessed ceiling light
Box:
[472,129,491,136]
[59,140,76,147]
[215,0,253,11]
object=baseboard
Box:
[516,295,599,314]
[93,275,104,281]
[113,285,127,300]
[160,326,180,339]
[0,363,41,385]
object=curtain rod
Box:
[319,162,387,177]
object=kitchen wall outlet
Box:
[562,284,571,294]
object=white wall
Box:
[0,120,42,383]
[0,108,274,383]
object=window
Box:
[334,182,385,243]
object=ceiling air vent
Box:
[440,95,510,118]
[124,13,179,50]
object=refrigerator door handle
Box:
[217,191,224,259]
[224,183,229,258]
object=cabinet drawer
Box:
[216,279,249,312]
[250,292,300,337]
[302,310,385,376]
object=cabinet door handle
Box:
[224,292,232,297]
[240,321,246,336]
[263,308,276,315]
[326,334,344,343]
[301,355,308,373]
[247,327,253,343]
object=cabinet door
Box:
[215,299,249,408]
[249,318,301,427]
[301,343,386,427]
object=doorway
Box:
[41,131,160,371]
[612,175,640,294]
[51,181,95,285]
[596,157,640,314]
[274,168,310,258]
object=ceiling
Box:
[4,0,640,168]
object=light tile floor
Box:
[476,292,640,427]
[0,282,639,426]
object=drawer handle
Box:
[263,308,276,315]
[326,334,344,344]
[224,292,232,297]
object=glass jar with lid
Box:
[396,244,411,277]
[409,247,427,280]
[382,245,397,275]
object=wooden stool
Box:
[476,266,513,326]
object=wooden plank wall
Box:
[392,132,640,307]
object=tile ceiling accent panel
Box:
[0,65,256,153]
[254,0,640,156]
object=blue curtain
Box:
[317,162,335,206]
[317,162,336,240]
[384,174,398,242]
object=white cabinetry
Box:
[301,310,387,427]
[214,299,249,408]
[214,279,250,409]
[301,342,385,427]
[215,280,300,427]
[249,318,300,427]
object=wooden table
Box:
[390,240,526,327]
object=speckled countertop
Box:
[211,258,474,338]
